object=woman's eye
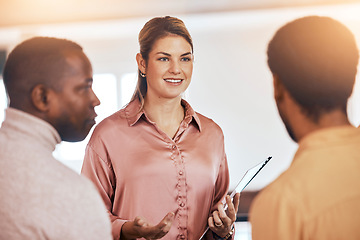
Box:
[181,57,192,62]
[158,57,169,61]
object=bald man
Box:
[0,37,112,240]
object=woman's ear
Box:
[31,84,50,112]
[136,53,146,75]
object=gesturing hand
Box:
[208,193,240,238]
[121,212,175,240]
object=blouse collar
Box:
[124,98,202,132]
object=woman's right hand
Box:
[120,212,175,240]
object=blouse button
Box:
[172,145,176,149]
[180,202,185,207]
[179,170,183,175]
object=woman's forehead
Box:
[150,35,192,54]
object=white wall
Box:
[1,3,360,190]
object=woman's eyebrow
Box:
[155,51,170,56]
[181,52,192,56]
[155,51,192,56]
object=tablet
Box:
[228,156,272,200]
[199,156,272,239]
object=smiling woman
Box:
[81,16,240,240]
[136,35,194,137]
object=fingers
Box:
[224,194,239,223]
[131,212,174,239]
[134,216,149,228]
[218,201,232,227]
[208,210,228,238]
[213,210,224,227]
[233,192,241,213]
[121,217,150,239]
[208,215,216,229]
[210,194,239,229]
[156,212,175,233]
[148,212,175,239]
[208,193,241,238]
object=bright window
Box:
[120,72,137,107]
[0,79,7,123]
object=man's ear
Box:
[31,84,51,112]
[273,74,285,103]
[136,53,146,75]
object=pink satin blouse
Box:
[81,99,230,240]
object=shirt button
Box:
[180,202,185,207]
[179,170,183,175]
[172,145,176,149]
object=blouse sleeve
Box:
[207,153,234,240]
[81,143,127,240]
[212,153,230,212]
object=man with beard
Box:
[249,16,360,240]
[0,37,112,240]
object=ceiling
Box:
[1,0,360,27]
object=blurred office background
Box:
[1,1,360,239]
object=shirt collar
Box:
[123,99,144,126]
[293,125,359,163]
[124,98,202,132]
[181,99,202,132]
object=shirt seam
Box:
[87,143,114,172]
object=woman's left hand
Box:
[208,193,240,238]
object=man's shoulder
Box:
[48,160,99,195]
[252,166,302,210]
[0,156,111,240]
[39,162,112,238]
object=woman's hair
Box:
[130,16,193,110]
[267,16,359,121]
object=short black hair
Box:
[268,16,359,121]
[3,36,83,101]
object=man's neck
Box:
[293,109,351,142]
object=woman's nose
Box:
[169,61,181,74]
